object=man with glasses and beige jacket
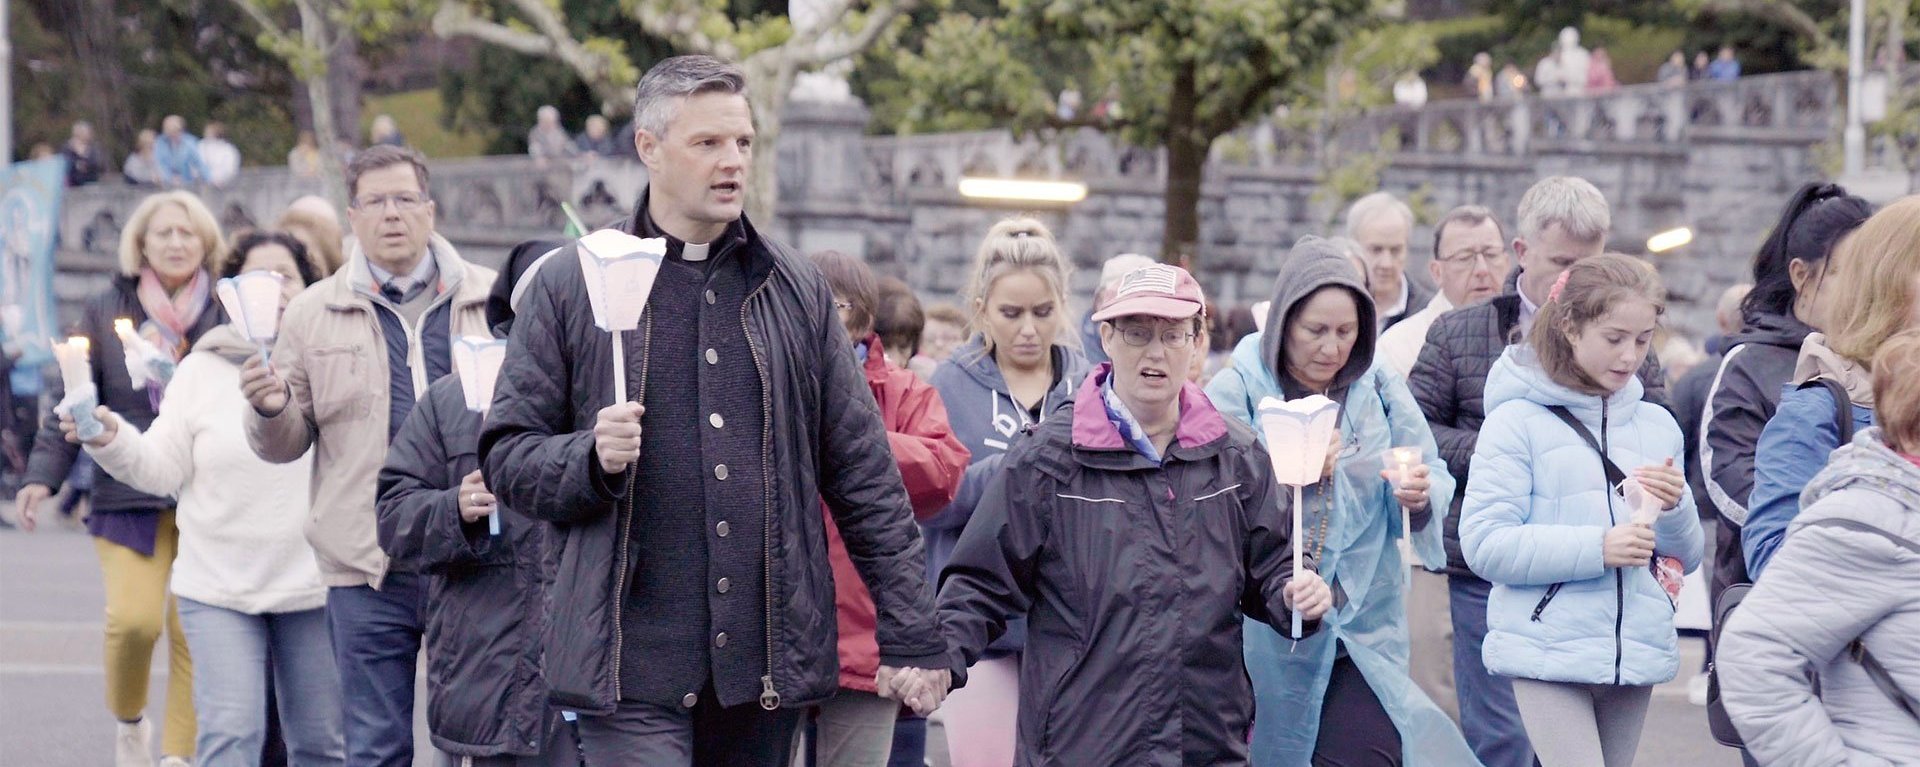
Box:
[239,145,497,767]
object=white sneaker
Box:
[158,757,191,767]
[1688,673,1711,706]
[115,719,155,767]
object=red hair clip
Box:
[1547,270,1573,303]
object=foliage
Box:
[366,89,494,157]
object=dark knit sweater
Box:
[619,226,771,707]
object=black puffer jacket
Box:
[1699,310,1810,599]
[377,373,560,758]
[27,275,224,515]
[478,204,947,714]
[937,366,1310,766]
[1408,275,1667,576]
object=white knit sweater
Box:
[88,329,324,614]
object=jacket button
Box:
[681,693,698,708]
[716,521,730,537]
[705,290,717,305]
[710,413,724,429]
[714,464,729,480]
[716,577,731,594]
[714,632,729,648]
[705,348,718,365]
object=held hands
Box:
[1285,570,1333,621]
[239,353,289,417]
[1633,459,1685,511]
[58,406,119,448]
[1378,463,1431,511]
[593,403,645,475]
[876,665,952,716]
[1603,523,1656,568]
[457,470,496,523]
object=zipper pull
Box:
[759,674,781,711]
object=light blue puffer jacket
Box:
[1461,347,1705,687]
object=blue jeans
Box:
[176,598,344,767]
[327,573,428,767]
[1448,575,1538,767]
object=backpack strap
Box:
[1798,378,1855,446]
[1800,516,1920,723]
[1544,405,1629,487]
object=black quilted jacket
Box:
[478,201,947,714]
[1407,280,1667,576]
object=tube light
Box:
[1647,227,1693,254]
[958,177,1089,204]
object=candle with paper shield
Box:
[576,230,667,406]
[52,336,106,441]
[1617,478,1664,526]
[1256,393,1341,639]
[216,271,287,363]
[454,336,510,534]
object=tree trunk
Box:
[294,0,348,209]
[1161,58,1207,270]
[52,0,132,158]
[743,57,797,229]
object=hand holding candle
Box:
[1631,458,1685,519]
[51,336,105,441]
[1256,394,1341,640]
[113,318,174,389]
[1377,446,1431,511]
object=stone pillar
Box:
[778,99,875,258]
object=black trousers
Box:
[576,684,801,767]
[1313,654,1403,767]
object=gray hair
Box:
[1516,176,1610,242]
[1344,192,1414,238]
[1431,205,1506,259]
[632,55,749,139]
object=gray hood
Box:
[1259,235,1379,397]
[190,324,261,366]
[1803,428,1920,513]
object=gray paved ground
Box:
[2,517,1742,766]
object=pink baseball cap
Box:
[1091,264,1206,322]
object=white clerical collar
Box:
[683,241,712,262]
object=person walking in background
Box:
[199,122,241,187]
[1534,49,1566,98]
[1745,195,1920,577]
[939,263,1332,765]
[1466,53,1495,102]
[1496,63,1527,99]
[1409,176,1660,767]
[1707,47,1742,81]
[575,115,619,158]
[923,217,1089,767]
[527,106,577,167]
[801,251,969,767]
[369,115,406,148]
[287,131,323,178]
[1718,330,1920,765]
[64,121,107,187]
[153,116,211,188]
[1378,205,1510,378]
[1207,236,1476,766]
[1658,52,1690,88]
[12,190,230,767]
[1078,253,1156,366]
[240,146,497,767]
[1346,192,1433,332]
[124,130,163,187]
[1586,48,1619,94]
[68,231,342,767]
[1556,27,1592,96]
[1700,183,1870,656]
[872,276,924,371]
[1462,254,1704,767]
[376,239,578,767]
[275,196,347,276]
[1672,284,1751,527]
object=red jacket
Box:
[826,334,971,691]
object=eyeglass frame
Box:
[1104,319,1200,349]
[351,192,431,212]
[1432,245,1508,267]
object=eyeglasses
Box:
[352,192,429,211]
[1113,324,1197,349]
[832,300,853,311]
[1435,247,1506,266]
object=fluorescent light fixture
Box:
[958,177,1089,204]
[1647,227,1693,254]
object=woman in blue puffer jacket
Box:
[1462,255,1704,767]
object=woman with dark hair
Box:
[63,229,342,766]
[1699,184,1870,602]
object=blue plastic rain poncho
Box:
[1204,237,1481,767]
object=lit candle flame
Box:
[114,318,133,335]
[67,335,90,353]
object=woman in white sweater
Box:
[63,231,341,767]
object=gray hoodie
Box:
[1258,235,1379,400]
[1719,428,1920,765]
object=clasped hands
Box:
[874,665,952,716]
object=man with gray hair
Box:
[1079,252,1158,365]
[1406,175,1665,767]
[1345,191,1435,331]
[480,55,950,764]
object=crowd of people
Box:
[1453,27,1745,105]
[4,53,1918,767]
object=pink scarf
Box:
[137,268,211,360]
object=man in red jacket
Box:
[808,251,971,766]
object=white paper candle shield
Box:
[216,271,287,344]
[1617,479,1664,526]
[453,336,508,414]
[1257,395,1341,487]
[577,229,667,333]
[1251,301,1272,333]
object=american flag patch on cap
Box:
[1115,265,1179,296]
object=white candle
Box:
[54,336,90,391]
[112,318,139,349]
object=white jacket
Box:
[88,327,324,614]
[1377,293,1452,378]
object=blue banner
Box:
[0,157,65,385]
